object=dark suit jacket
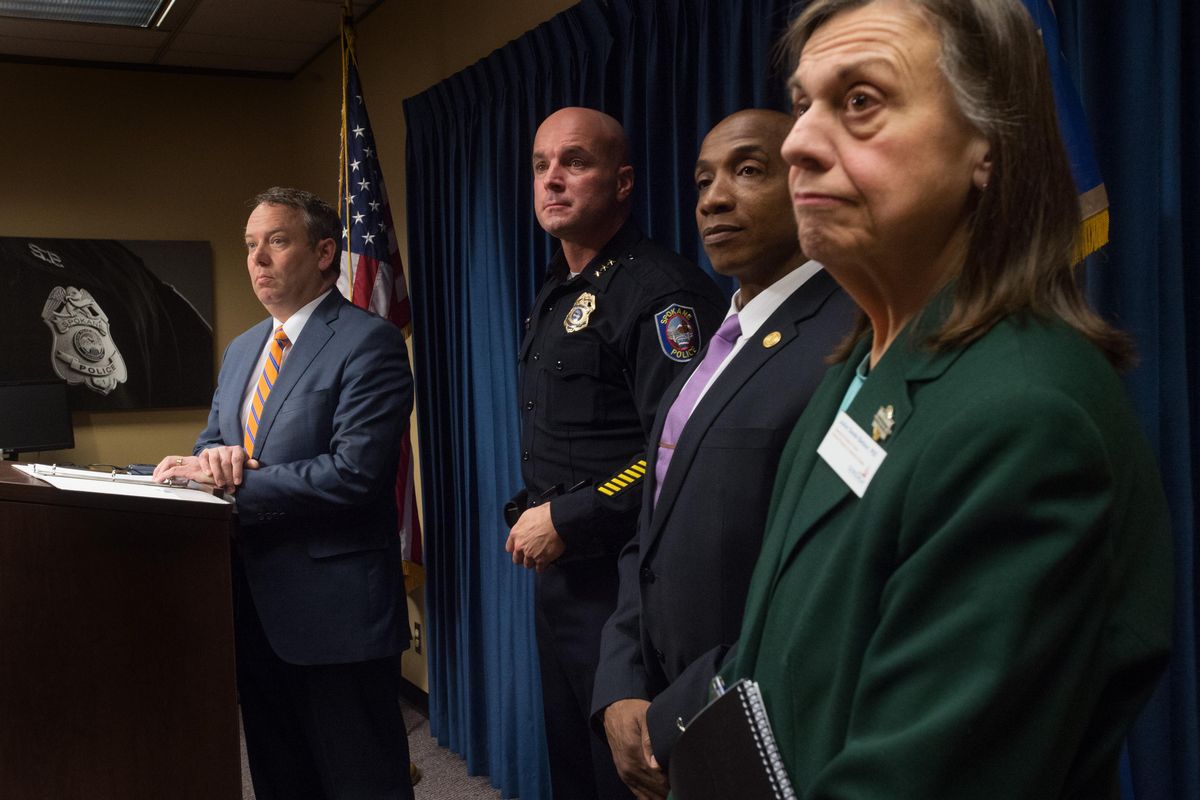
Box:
[195,290,413,666]
[591,268,856,765]
[729,312,1173,798]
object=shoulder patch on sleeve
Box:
[654,303,701,362]
[596,459,648,497]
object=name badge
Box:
[817,411,887,497]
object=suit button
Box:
[532,352,540,361]
[544,303,554,314]
[655,648,665,662]
[639,567,656,583]
[555,360,563,371]
[522,451,530,462]
[525,401,535,410]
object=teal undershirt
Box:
[838,352,872,413]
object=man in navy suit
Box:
[154,187,414,800]
[591,110,857,797]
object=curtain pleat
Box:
[1056,2,1200,799]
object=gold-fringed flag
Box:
[338,13,422,564]
[1022,0,1109,263]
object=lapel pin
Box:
[872,405,895,442]
[762,331,782,348]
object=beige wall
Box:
[0,0,576,690]
[2,62,302,463]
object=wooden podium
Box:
[0,463,240,799]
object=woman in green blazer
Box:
[725,0,1173,797]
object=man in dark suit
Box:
[507,107,726,799]
[154,187,414,800]
[591,110,856,797]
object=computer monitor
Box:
[0,380,75,460]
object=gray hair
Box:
[782,0,1132,367]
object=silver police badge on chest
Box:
[563,291,597,333]
[41,286,128,395]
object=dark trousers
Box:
[233,558,413,800]
[536,567,634,800]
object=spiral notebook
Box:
[668,678,797,800]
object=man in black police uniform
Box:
[505,107,726,799]
[592,110,856,798]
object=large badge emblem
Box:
[41,286,128,395]
[564,291,597,333]
[654,303,701,362]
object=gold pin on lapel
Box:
[872,405,895,442]
[593,258,617,278]
[762,331,782,348]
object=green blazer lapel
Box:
[844,320,964,446]
[835,295,964,452]
[748,345,861,601]
[733,348,857,674]
[737,309,971,679]
[768,327,961,578]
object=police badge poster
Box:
[1,237,215,411]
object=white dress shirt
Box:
[239,289,334,434]
[674,260,823,418]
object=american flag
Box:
[339,25,422,564]
[1021,0,1109,262]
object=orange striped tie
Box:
[243,326,290,458]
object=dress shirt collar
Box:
[726,259,824,339]
[275,288,333,349]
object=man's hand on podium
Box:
[152,447,260,494]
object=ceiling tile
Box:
[0,0,378,75]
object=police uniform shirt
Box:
[517,221,727,560]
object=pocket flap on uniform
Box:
[548,337,601,377]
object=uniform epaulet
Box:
[596,458,648,497]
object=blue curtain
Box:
[403,2,791,796]
[403,1,1199,798]
[1055,2,1200,798]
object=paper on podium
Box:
[13,463,230,505]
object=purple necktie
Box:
[654,313,741,506]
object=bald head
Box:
[704,109,793,150]
[532,107,635,254]
[537,107,630,167]
[695,109,802,299]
